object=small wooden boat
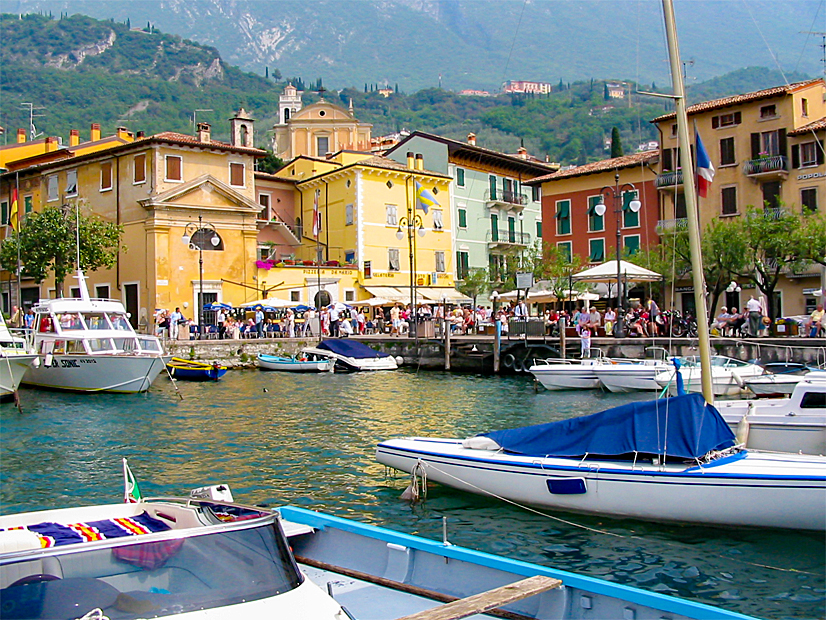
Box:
[166,357,227,380]
[257,352,334,372]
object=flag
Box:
[415,181,439,214]
[123,458,143,503]
[312,189,321,238]
[695,131,715,198]
[9,188,18,232]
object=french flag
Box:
[696,131,715,198]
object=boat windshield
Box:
[83,313,111,330]
[137,336,162,353]
[0,519,303,618]
[56,313,84,331]
[88,338,115,352]
[107,313,133,331]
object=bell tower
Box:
[278,84,303,126]
[230,108,254,148]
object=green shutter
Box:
[624,235,640,255]
[536,220,542,238]
[457,168,465,186]
[458,209,467,228]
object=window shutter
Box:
[750,133,761,159]
[663,149,673,171]
[778,129,787,158]
[734,111,741,124]
[818,140,825,166]
[791,144,800,169]
[711,116,720,129]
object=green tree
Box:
[610,126,623,158]
[256,150,285,174]
[531,243,585,309]
[456,268,489,309]
[0,206,124,297]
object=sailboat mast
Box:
[661,0,714,403]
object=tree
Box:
[256,150,285,174]
[272,68,282,81]
[610,126,623,158]
[456,268,489,310]
[531,243,585,309]
[0,205,124,297]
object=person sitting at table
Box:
[713,307,731,335]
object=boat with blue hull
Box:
[376,394,826,531]
[166,358,228,380]
[281,506,758,620]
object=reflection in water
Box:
[1,369,823,619]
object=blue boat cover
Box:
[318,339,390,359]
[482,394,736,460]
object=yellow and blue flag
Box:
[415,181,439,214]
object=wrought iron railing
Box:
[655,170,683,188]
[743,155,787,176]
[486,229,531,245]
[484,189,528,206]
[656,218,688,232]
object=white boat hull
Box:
[376,439,826,530]
[0,354,38,397]
[656,366,765,396]
[528,361,605,390]
[22,354,167,393]
[594,364,670,392]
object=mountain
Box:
[6,0,822,92]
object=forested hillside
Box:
[0,13,813,166]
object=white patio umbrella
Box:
[571,260,661,283]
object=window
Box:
[435,251,445,273]
[24,196,33,215]
[675,192,687,219]
[752,130,781,158]
[432,209,443,230]
[802,98,809,117]
[133,154,146,184]
[720,137,735,166]
[670,124,677,137]
[258,193,271,220]
[800,142,819,167]
[258,246,270,261]
[801,188,817,213]
[345,250,355,264]
[490,213,499,241]
[762,181,781,210]
[317,136,329,157]
[622,191,639,228]
[589,238,605,262]
[624,235,640,255]
[189,229,224,251]
[166,155,182,181]
[386,205,397,226]
[388,248,400,271]
[0,201,7,226]
[456,251,469,280]
[344,290,355,302]
[536,220,542,238]
[66,170,78,196]
[345,203,354,226]
[100,161,113,191]
[712,112,742,128]
[456,168,465,187]
[47,175,58,201]
[229,162,245,187]
[587,195,604,232]
[458,208,467,228]
[721,186,737,215]
[557,241,572,261]
[95,285,110,299]
[488,175,497,200]
[532,186,541,202]
[364,260,372,278]
[555,200,571,235]
[295,217,303,239]
[760,104,777,119]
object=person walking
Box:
[255,308,265,338]
[329,304,340,337]
[746,295,762,337]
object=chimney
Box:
[136,131,145,139]
[45,136,58,152]
[17,128,26,143]
[197,122,211,143]
[90,123,101,142]
[517,146,528,159]
[69,129,80,147]
[415,153,424,171]
[406,151,414,169]
[467,133,476,146]
[116,126,133,141]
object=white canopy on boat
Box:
[571,260,661,283]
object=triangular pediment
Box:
[139,174,259,213]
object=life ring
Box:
[513,359,525,373]
[502,353,515,368]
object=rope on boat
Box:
[400,459,428,503]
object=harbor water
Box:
[1,369,823,619]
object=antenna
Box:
[20,102,45,140]
[800,31,826,76]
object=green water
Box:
[1,369,823,619]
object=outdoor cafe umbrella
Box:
[570,260,661,283]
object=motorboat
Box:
[22,271,168,393]
[528,349,618,391]
[592,347,671,392]
[376,394,826,530]
[743,363,826,397]
[0,485,345,619]
[282,506,757,620]
[654,355,765,397]
[715,373,826,455]
[257,352,334,372]
[166,357,228,380]
[304,339,398,372]
[0,313,38,399]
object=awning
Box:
[363,286,409,303]
[417,288,471,303]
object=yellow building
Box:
[652,78,825,316]
[0,111,267,328]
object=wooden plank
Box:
[394,575,563,620]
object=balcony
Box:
[486,229,531,248]
[655,170,683,191]
[656,218,688,233]
[743,155,788,181]
[484,189,528,211]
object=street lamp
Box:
[182,214,220,339]
[396,210,426,340]
[594,171,641,337]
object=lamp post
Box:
[594,171,641,338]
[396,207,425,341]
[182,214,220,339]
